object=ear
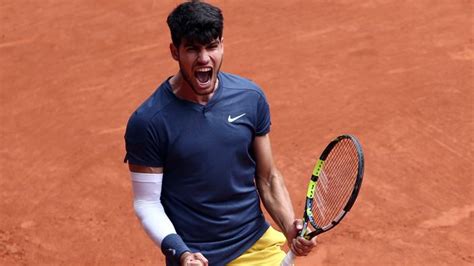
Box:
[170,43,179,61]
[220,37,224,52]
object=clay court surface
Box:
[1,0,472,265]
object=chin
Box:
[193,85,215,96]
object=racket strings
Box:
[326,140,358,196]
[321,140,358,216]
[311,139,359,227]
[313,149,357,225]
[314,143,356,223]
[319,140,358,219]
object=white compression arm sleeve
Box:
[131,172,176,246]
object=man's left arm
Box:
[253,134,316,256]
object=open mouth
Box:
[195,67,213,85]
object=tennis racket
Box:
[281,134,364,266]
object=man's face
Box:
[172,38,224,96]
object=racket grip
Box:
[280,251,295,266]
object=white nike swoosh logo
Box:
[228,113,246,123]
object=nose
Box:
[197,49,210,64]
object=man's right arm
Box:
[129,164,208,266]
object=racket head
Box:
[303,134,364,239]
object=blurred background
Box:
[1,0,472,265]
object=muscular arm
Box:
[253,135,295,238]
[253,135,316,256]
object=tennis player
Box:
[124,1,316,265]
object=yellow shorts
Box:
[227,226,287,266]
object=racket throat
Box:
[299,221,309,237]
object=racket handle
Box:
[280,251,295,266]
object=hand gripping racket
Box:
[281,134,364,266]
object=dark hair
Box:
[167,0,224,47]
